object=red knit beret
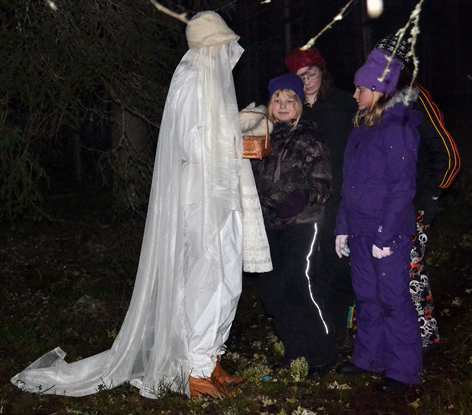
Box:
[285,48,326,73]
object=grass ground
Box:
[1,173,472,415]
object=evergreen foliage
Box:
[0,0,187,220]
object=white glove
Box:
[372,245,393,259]
[335,235,350,258]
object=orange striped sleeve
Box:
[417,85,461,189]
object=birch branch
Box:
[300,0,356,51]
[405,0,425,92]
[148,0,189,24]
[377,0,425,100]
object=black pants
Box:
[256,222,337,368]
[318,198,354,332]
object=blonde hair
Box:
[354,92,388,128]
[268,89,303,128]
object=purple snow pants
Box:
[350,235,422,385]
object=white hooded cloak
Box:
[11,11,271,399]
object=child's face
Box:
[271,91,300,123]
[353,86,375,110]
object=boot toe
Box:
[376,377,410,394]
[189,376,226,399]
[335,362,366,375]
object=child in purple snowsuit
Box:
[335,48,423,392]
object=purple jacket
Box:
[336,101,422,247]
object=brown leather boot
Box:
[211,358,244,387]
[188,376,226,399]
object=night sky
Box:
[226,0,472,109]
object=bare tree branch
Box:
[148,0,189,24]
[300,0,356,51]
[378,0,425,102]
[104,81,161,130]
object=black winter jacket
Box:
[301,87,357,200]
[414,85,461,224]
[252,119,332,229]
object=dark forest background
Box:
[1,0,470,222]
[2,2,472,413]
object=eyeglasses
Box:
[299,68,321,82]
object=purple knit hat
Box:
[268,73,305,102]
[354,48,402,96]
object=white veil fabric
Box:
[240,159,273,273]
[11,11,270,399]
